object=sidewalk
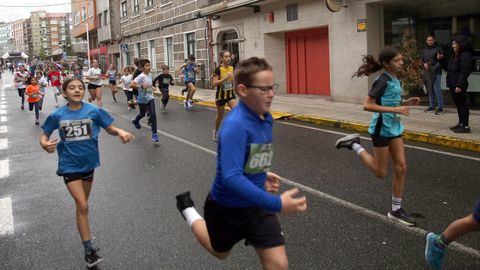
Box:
[166,85,480,152]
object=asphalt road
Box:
[1,72,479,269]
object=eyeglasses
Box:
[245,84,278,93]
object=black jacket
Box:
[422,43,443,75]
[441,35,473,91]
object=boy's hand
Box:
[265,172,281,193]
[41,139,58,153]
[404,97,420,106]
[280,188,307,215]
[118,130,134,143]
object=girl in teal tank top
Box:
[335,47,420,227]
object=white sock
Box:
[352,143,365,155]
[392,197,402,211]
[182,207,203,228]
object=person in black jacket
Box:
[439,35,474,133]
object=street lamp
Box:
[83,0,91,69]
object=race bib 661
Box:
[245,143,273,174]
[60,119,92,142]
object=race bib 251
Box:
[60,119,92,142]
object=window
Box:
[51,26,58,32]
[165,37,173,68]
[88,1,94,17]
[161,0,171,5]
[82,7,86,21]
[133,0,140,13]
[50,20,58,25]
[134,42,140,58]
[286,4,298,22]
[146,0,154,8]
[98,14,102,26]
[186,32,195,58]
[121,1,127,17]
[104,11,108,25]
[148,40,156,69]
[123,51,131,66]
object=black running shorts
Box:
[60,170,95,185]
[473,199,480,223]
[204,194,285,253]
[371,135,402,148]
[88,83,101,90]
[215,97,235,107]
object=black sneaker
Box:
[176,191,195,220]
[387,208,416,226]
[181,88,188,96]
[335,133,361,150]
[435,109,445,115]
[424,107,435,112]
[453,125,471,133]
[85,248,103,268]
[113,96,117,102]
[449,123,460,130]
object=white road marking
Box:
[279,121,480,162]
[0,101,6,105]
[0,126,7,133]
[0,159,9,178]
[0,110,6,115]
[0,116,6,122]
[0,98,5,101]
[111,111,480,259]
[0,105,5,109]
[0,196,14,236]
[0,138,7,150]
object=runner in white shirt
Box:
[85,60,103,107]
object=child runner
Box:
[36,72,48,111]
[120,67,135,110]
[85,60,103,107]
[335,47,420,226]
[47,66,62,108]
[132,60,151,125]
[176,57,307,270]
[180,55,199,109]
[212,51,237,142]
[425,200,480,269]
[131,59,160,142]
[14,64,30,110]
[26,77,43,125]
[152,65,174,112]
[40,77,134,268]
[180,58,188,96]
[106,64,118,102]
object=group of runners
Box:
[3,43,472,269]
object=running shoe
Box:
[425,232,445,270]
[181,88,188,96]
[435,109,445,115]
[160,104,166,112]
[453,125,471,133]
[20,105,24,110]
[113,96,117,102]
[387,208,416,226]
[85,248,103,268]
[335,133,360,150]
[152,133,159,142]
[176,191,195,220]
[35,120,39,125]
[424,107,435,112]
[184,100,188,109]
[131,119,141,129]
[212,129,219,142]
[449,124,460,130]
[187,100,194,108]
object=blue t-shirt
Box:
[41,102,114,175]
[134,73,154,104]
[211,102,282,212]
[367,72,404,137]
[183,63,196,83]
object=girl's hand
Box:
[265,172,281,193]
[118,130,134,143]
[41,139,58,153]
[393,106,410,116]
[404,97,420,106]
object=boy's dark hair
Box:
[234,57,272,89]
[188,54,196,61]
[134,58,139,66]
[62,77,85,92]
[138,59,151,68]
[161,64,169,70]
[352,46,400,78]
[26,76,35,85]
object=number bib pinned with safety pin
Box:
[60,119,92,142]
[244,143,273,174]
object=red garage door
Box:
[286,28,330,96]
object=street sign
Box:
[121,44,129,52]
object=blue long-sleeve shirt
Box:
[210,101,282,212]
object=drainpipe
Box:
[207,16,214,87]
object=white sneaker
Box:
[212,130,219,142]
[187,100,193,108]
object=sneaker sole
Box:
[87,258,103,268]
[335,133,360,148]
[387,212,416,226]
[425,233,435,267]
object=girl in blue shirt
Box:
[40,78,134,268]
[335,47,420,227]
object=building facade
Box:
[71,0,99,67]
[0,22,13,57]
[96,0,121,71]
[12,19,26,53]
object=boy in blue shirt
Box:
[40,77,134,268]
[176,57,307,269]
[179,55,199,109]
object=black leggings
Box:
[18,88,25,105]
[28,101,40,119]
[134,99,157,134]
[160,88,169,105]
[450,88,470,126]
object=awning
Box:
[199,0,263,17]
[20,52,28,59]
[1,52,9,59]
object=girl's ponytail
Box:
[352,55,382,78]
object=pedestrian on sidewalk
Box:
[211,50,237,141]
[131,59,160,142]
[180,55,199,109]
[14,64,30,110]
[422,35,444,115]
[47,66,62,108]
[25,76,43,125]
[40,77,134,268]
[152,64,175,112]
[425,199,480,269]
[176,57,307,269]
[121,67,135,110]
[438,35,474,133]
[85,60,103,107]
[106,64,119,103]
[336,46,420,227]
